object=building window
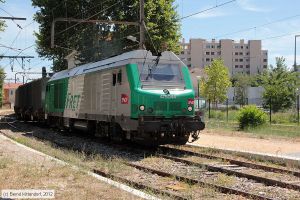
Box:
[239,52,243,55]
[206,52,210,55]
[217,52,221,55]
[211,52,215,55]
[240,65,243,68]
[235,52,238,55]
[241,46,244,49]
[246,52,249,55]
[235,65,239,68]
[211,58,214,62]
[206,58,210,62]
[235,59,239,62]
[246,65,250,68]
[211,45,215,48]
[263,59,268,62]
[245,59,249,62]
[246,46,249,49]
[239,59,243,62]
[235,45,239,49]
[206,44,210,48]
[246,71,250,74]
[181,51,184,54]
[10,90,13,95]
[187,58,191,61]
[217,45,221,48]
[263,65,268,68]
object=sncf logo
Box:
[188,98,194,105]
[121,94,129,104]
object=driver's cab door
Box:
[195,97,206,121]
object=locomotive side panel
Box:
[45,78,68,117]
[71,66,132,130]
[63,75,85,118]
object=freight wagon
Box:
[15,77,49,121]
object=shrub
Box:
[237,105,267,129]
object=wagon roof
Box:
[49,50,183,81]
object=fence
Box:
[203,95,300,125]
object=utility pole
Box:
[51,1,146,49]
[14,71,46,84]
[0,55,34,71]
[294,35,300,72]
[0,17,26,20]
[139,0,145,49]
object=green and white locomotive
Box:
[15,50,205,145]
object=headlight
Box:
[188,106,193,112]
[139,105,145,111]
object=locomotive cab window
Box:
[117,70,122,84]
[112,73,117,86]
[139,63,185,89]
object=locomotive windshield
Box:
[139,63,185,88]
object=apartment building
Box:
[178,38,268,76]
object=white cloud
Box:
[237,0,271,12]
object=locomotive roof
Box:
[49,50,183,81]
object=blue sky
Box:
[1,0,300,81]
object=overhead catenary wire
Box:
[17,0,119,55]
[2,20,35,56]
[1,0,124,73]
[180,0,236,20]
[261,31,300,41]
[0,7,23,29]
[214,13,300,39]
[54,0,119,38]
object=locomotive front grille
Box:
[153,101,181,112]
[169,102,181,111]
[154,101,167,111]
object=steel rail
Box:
[126,163,274,200]
[93,169,187,200]
[159,154,300,192]
[159,146,300,178]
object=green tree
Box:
[201,59,231,107]
[260,57,299,112]
[32,0,181,71]
[232,73,251,106]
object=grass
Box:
[205,109,299,125]
[214,174,236,187]
[206,119,300,138]
[0,156,13,169]
[0,154,131,200]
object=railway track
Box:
[158,146,300,177]
[1,117,300,199]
